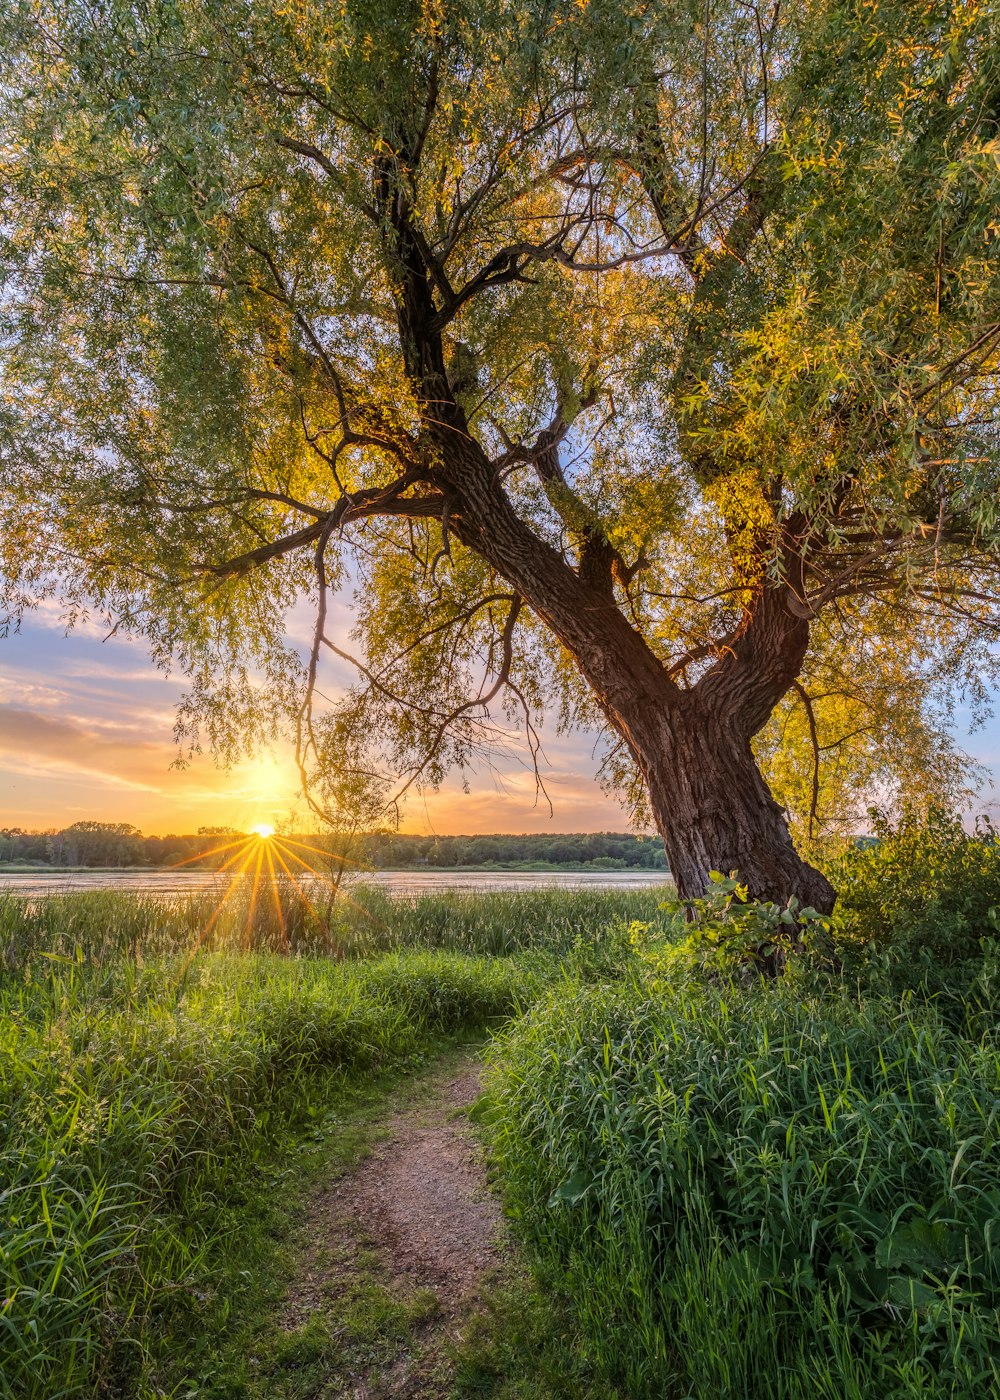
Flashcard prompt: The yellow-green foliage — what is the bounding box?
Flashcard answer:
[2,0,999,834]
[628,870,831,980]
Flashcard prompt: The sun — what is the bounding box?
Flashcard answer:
[250,823,275,839]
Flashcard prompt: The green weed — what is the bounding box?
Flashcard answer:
[0,925,531,1393]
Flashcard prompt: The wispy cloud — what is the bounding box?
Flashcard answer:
[15,588,996,838]
[0,704,173,791]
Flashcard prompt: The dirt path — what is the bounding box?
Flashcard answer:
[338,1064,503,1302]
[282,1054,507,1398]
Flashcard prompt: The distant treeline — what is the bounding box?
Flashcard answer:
[351,831,668,870]
[0,822,668,871]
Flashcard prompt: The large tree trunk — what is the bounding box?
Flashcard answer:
[451,476,835,913]
[625,689,836,913]
[444,449,835,914]
[382,172,835,916]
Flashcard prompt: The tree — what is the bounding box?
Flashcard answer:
[2,0,999,911]
[61,820,143,866]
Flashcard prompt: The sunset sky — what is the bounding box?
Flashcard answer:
[0,600,626,835]
[3,599,1000,836]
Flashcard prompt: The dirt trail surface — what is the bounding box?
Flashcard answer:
[343,1064,503,1299]
[284,1056,507,1397]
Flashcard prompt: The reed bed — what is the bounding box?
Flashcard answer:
[486,974,1000,1399]
[0,881,665,962]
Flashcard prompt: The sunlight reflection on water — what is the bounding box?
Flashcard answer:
[0,868,671,898]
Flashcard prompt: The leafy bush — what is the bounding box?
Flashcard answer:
[631,870,831,980]
[823,811,1000,1023]
[831,810,1000,961]
[486,978,1000,1399]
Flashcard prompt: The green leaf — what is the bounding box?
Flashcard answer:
[888,1276,938,1310]
[548,1169,597,1207]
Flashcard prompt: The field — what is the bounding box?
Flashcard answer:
[2,832,999,1399]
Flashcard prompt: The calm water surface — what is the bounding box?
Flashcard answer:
[0,868,671,898]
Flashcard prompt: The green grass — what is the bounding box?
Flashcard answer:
[484,973,1000,1399]
[447,1268,625,1399]
[7,870,998,1399]
[0,950,524,1398]
[0,884,645,1398]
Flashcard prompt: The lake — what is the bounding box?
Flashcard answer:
[0,868,672,898]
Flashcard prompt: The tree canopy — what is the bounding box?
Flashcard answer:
[2,0,999,900]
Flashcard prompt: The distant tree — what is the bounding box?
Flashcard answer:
[0,828,25,864]
[60,821,144,866]
[3,2,1000,912]
[64,822,141,836]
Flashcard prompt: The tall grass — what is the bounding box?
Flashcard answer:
[0,881,654,1399]
[486,976,1000,1399]
[0,882,665,962]
[16,870,994,1399]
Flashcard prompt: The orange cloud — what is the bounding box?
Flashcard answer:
[0,705,169,791]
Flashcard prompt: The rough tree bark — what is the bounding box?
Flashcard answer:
[626,692,836,912]
[429,422,835,914]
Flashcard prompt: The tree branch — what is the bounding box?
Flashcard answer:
[199,479,446,581]
[389,595,524,803]
[792,680,821,843]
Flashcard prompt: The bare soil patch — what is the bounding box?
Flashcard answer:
[342,1064,503,1301]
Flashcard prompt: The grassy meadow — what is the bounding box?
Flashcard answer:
[0,883,658,1398]
[2,824,999,1398]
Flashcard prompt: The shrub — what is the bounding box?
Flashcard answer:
[824,811,1000,1023]
[831,810,1000,962]
[631,870,831,981]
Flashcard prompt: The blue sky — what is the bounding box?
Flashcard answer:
[2,600,998,835]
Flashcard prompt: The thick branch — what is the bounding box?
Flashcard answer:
[693,516,811,734]
[631,95,706,279]
[200,480,445,581]
[375,145,680,718]
[792,681,821,843]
